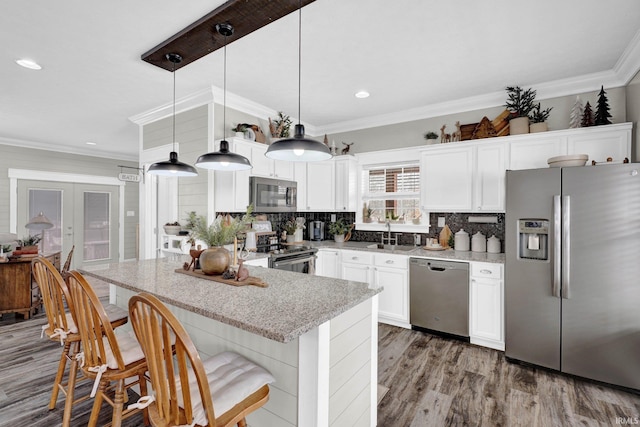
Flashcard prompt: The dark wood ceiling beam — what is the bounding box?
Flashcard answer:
[141,0,316,72]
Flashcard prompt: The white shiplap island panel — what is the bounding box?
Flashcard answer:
[81,257,380,427]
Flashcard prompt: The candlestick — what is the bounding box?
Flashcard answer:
[233,237,238,266]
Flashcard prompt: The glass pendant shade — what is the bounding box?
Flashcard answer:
[265,124,331,161]
[148,151,199,176]
[147,53,198,177]
[195,140,252,170]
[25,212,54,230]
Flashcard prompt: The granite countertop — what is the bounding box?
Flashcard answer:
[308,241,505,264]
[81,257,380,343]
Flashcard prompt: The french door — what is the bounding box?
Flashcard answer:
[17,180,120,269]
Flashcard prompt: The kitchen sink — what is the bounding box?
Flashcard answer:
[366,243,415,251]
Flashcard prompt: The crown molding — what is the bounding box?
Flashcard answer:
[0,136,137,162]
[613,28,640,85]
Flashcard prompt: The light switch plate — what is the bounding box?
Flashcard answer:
[127,211,136,217]
[438,217,445,227]
[331,214,336,222]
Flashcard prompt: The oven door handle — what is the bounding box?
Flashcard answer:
[272,255,316,268]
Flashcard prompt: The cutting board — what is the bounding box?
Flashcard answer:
[439,224,452,248]
[175,268,268,288]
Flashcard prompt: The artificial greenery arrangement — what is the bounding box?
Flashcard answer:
[189,205,255,247]
[328,218,350,235]
[18,235,41,247]
[268,111,292,138]
[505,86,537,119]
[282,218,298,235]
[529,103,553,123]
[424,131,438,140]
[2,244,12,253]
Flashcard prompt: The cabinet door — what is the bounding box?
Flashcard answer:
[509,136,567,170]
[316,249,340,278]
[475,143,506,212]
[374,266,408,323]
[306,161,335,211]
[294,163,308,211]
[421,147,473,211]
[567,128,631,164]
[341,263,370,285]
[214,141,251,212]
[334,157,357,212]
[470,277,503,346]
[273,159,294,180]
[249,144,272,177]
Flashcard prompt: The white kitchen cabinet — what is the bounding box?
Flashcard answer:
[334,156,358,212]
[566,123,631,164]
[372,253,409,328]
[469,262,504,351]
[304,161,335,211]
[421,146,473,212]
[213,139,251,212]
[475,142,507,211]
[315,248,340,278]
[340,250,372,284]
[243,256,269,268]
[242,140,294,180]
[509,135,567,170]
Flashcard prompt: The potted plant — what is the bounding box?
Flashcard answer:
[268,111,292,140]
[163,221,182,235]
[190,206,254,275]
[282,219,298,243]
[17,235,41,251]
[233,123,249,138]
[424,131,439,145]
[328,218,350,243]
[362,203,374,223]
[505,86,536,135]
[529,103,553,133]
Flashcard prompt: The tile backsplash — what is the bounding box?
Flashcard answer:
[219,210,504,250]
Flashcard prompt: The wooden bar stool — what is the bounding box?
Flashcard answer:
[32,257,128,426]
[66,271,149,427]
[128,292,275,427]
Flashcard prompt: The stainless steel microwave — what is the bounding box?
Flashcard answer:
[249,177,297,212]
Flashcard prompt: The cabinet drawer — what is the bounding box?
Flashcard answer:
[340,250,373,265]
[470,262,503,279]
[374,253,408,269]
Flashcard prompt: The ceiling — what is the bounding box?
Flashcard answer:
[2,0,640,161]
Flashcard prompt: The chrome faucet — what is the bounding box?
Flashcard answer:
[380,220,399,246]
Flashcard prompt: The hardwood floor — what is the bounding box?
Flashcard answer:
[377,324,640,427]
[2,300,639,426]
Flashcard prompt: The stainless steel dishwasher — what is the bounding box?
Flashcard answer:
[409,258,469,338]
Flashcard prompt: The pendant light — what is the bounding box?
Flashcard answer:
[196,24,252,171]
[265,0,332,162]
[147,53,199,177]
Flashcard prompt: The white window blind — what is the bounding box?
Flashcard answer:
[362,164,420,222]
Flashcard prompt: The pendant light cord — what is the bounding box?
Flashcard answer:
[172,58,177,152]
[297,0,302,125]
[223,33,227,140]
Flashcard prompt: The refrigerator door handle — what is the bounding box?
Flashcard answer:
[553,195,562,298]
[562,195,571,299]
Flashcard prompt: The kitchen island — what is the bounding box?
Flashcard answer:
[81,257,381,427]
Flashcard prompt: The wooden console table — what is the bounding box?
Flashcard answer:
[0,252,60,319]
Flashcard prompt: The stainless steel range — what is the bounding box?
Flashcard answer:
[268,245,318,274]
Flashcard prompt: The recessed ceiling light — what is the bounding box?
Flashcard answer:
[15,58,42,70]
[86,141,97,146]
[355,91,370,99]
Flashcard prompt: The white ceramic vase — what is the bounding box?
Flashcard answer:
[509,116,530,135]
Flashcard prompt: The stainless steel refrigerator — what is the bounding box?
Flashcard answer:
[505,163,640,390]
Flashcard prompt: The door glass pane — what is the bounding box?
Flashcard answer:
[84,192,110,261]
[28,189,62,253]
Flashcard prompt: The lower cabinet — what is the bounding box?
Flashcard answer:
[315,249,340,278]
[339,250,410,328]
[469,262,504,351]
[372,253,409,328]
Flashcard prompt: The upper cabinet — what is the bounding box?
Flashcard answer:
[244,140,294,180]
[509,123,631,170]
[334,156,358,212]
[295,160,335,211]
[421,146,474,212]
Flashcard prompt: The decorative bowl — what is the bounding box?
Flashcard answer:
[547,154,588,168]
[163,225,182,235]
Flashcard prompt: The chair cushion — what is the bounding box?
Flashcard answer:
[103,331,145,369]
[177,351,275,426]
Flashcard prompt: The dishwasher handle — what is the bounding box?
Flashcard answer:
[427,264,446,272]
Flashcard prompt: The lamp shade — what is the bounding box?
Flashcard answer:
[265,124,332,162]
[25,212,53,230]
[148,151,199,176]
[195,140,252,171]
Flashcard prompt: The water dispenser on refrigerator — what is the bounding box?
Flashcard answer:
[518,219,549,260]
